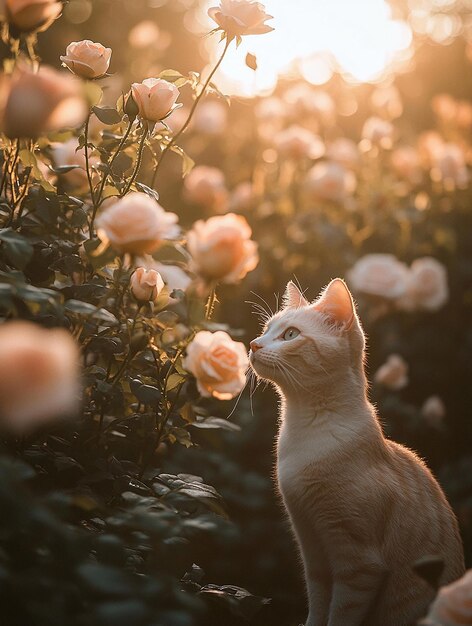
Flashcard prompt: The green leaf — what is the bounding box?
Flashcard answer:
[0,229,33,270]
[92,106,123,125]
[169,145,195,177]
[166,372,185,392]
[191,416,241,432]
[245,52,257,71]
[65,300,118,325]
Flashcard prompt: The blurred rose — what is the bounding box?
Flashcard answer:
[187,212,258,284]
[374,354,408,390]
[284,84,334,122]
[184,165,228,213]
[208,0,274,37]
[430,142,469,190]
[432,93,457,125]
[165,105,188,134]
[97,192,179,255]
[274,125,324,160]
[418,130,444,167]
[347,254,409,300]
[130,268,164,303]
[0,321,80,434]
[391,146,423,185]
[362,116,394,149]
[131,78,180,123]
[193,100,227,135]
[5,0,61,33]
[230,181,255,212]
[398,257,449,312]
[255,96,285,121]
[0,65,87,139]
[421,396,446,429]
[424,569,472,626]
[456,101,472,130]
[183,330,248,400]
[305,161,356,203]
[60,40,112,80]
[128,20,160,49]
[51,137,98,190]
[370,85,403,120]
[326,138,359,170]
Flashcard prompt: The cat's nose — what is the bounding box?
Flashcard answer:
[250,340,262,353]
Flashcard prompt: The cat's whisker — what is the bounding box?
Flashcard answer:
[226,366,252,420]
[250,291,274,318]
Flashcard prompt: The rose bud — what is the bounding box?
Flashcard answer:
[60,40,112,80]
[208,0,274,38]
[96,192,179,255]
[130,268,165,303]
[0,65,87,139]
[183,330,249,400]
[130,78,180,123]
[0,321,80,434]
[374,354,409,391]
[5,0,62,33]
[187,212,258,284]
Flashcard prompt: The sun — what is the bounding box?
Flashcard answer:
[200,0,413,96]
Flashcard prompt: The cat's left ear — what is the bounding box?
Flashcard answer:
[283,281,309,308]
[312,278,356,330]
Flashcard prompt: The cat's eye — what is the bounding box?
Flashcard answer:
[282,327,300,341]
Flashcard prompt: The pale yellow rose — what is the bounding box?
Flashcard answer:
[130,78,180,123]
[61,40,112,80]
[0,321,80,433]
[130,267,165,303]
[208,0,274,38]
[274,125,325,160]
[305,161,356,203]
[5,0,61,32]
[183,330,249,400]
[362,116,394,149]
[397,257,449,312]
[424,569,472,626]
[0,65,87,139]
[187,212,258,284]
[374,354,408,390]
[183,165,228,213]
[347,254,409,300]
[96,192,179,255]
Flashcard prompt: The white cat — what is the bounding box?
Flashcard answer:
[249,278,464,626]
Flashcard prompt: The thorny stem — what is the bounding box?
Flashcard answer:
[84,112,96,216]
[205,285,218,319]
[120,126,147,196]
[150,37,231,187]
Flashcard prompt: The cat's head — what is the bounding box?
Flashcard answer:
[249,278,366,394]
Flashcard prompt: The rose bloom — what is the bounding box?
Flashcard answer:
[51,137,98,190]
[183,330,249,400]
[397,257,449,312]
[430,142,469,190]
[208,0,274,38]
[138,258,192,305]
[425,569,472,626]
[362,116,394,149]
[0,321,80,434]
[421,395,446,429]
[347,254,409,300]
[193,100,227,135]
[326,138,359,170]
[61,40,112,80]
[0,65,87,139]
[374,354,408,391]
[274,125,325,160]
[305,161,356,203]
[187,212,258,284]
[131,78,180,123]
[96,192,179,255]
[391,146,423,186]
[183,165,229,213]
[130,268,165,303]
[5,0,61,33]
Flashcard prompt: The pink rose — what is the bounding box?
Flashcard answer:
[398,257,449,312]
[5,0,61,33]
[187,212,258,284]
[208,0,274,38]
[274,125,325,160]
[96,192,179,255]
[0,321,80,434]
[61,40,112,80]
[183,330,249,400]
[424,569,472,626]
[0,65,87,139]
[347,254,409,300]
[130,78,180,123]
[326,138,359,170]
[130,268,165,303]
[305,161,356,203]
[183,165,229,213]
[374,354,408,390]
[362,116,394,148]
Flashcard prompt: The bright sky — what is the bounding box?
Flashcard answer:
[200,0,413,96]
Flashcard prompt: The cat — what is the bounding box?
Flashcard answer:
[249,278,465,626]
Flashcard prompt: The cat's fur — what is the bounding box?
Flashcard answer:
[249,278,464,626]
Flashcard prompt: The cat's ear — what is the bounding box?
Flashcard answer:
[312,278,355,329]
[283,281,309,308]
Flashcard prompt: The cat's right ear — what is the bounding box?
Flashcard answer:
[283,281,309,308]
